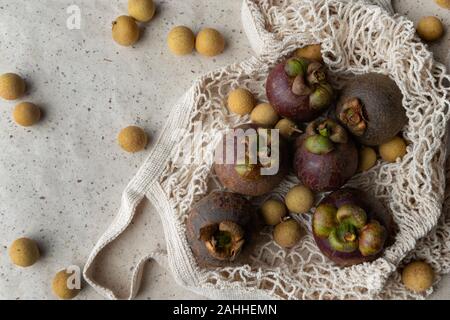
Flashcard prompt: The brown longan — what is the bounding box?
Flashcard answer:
[402,261,434,293]
[128,0,156,23]
[13,102,41,127]
[295,44,323,62]
[358,147,377,172]
[227,88,255,115]
[112,15,140,47]
[261,199,287,226]
[285,185,314,214]
[275,118,299,139]
[435,0,450,9]
[118,126,148,153]
[167,26,195,56]
[52,269,81,300]
[9,238,40,267]
[379,136,407,163]
[273,219,302,248]
[0,73,26,100]
[250,103,279,127]
[195,28,225,57]
[417,16,445,42]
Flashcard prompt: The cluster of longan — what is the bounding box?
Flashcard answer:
[167,26,225,57]
[0,73,41,127]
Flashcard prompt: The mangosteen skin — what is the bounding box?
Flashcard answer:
[313,188,395,267]
[336,73,406,146]
[186,191,260,268]
[266,62,325,122]
[214,124,290,196]
[293,134,358,192]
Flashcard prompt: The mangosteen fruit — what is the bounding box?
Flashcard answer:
[336,73,406,146]
[214,124,289,196]
[186,191,260,267]
[293,119,358,192]
[312,188,394,267]
[266,57,334,122]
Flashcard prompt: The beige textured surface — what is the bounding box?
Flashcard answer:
[0,0,448,300]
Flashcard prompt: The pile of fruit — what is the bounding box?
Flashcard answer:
[186,44,437,294]
[4,0,448,300]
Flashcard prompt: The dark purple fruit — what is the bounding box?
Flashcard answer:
[214,124,289,196]
[186,191,260,267]
[336,73,406,146]
[266,57,334,122]
[294,119,358,192]
[312,188,394,267]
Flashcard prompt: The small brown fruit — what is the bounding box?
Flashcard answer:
[9,238,40,267]
[379,136,407,163]
[128,0,156,22]
[417,16,445,42]
[358,147,377,172]
[275,118,299,139]
[118,126,148,153]
[227,88,255,115]
[295,44,323,62]
[52,269,81,300]
[112,16,140,47]
[13,102,41,127]
[167,26,195,56]
[285,185,314,214]
[261,199,287,226]
[435,0,450,9]
[402,261,434,293]
[273,219,302,248]
[0,73,25,100]
[250,103,279,127]
[195,28,225,57]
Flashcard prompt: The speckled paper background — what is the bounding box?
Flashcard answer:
[0,0,449,300]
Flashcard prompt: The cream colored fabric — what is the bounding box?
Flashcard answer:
[84,0,450,300]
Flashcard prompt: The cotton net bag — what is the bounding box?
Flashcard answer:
[84,0,450,300]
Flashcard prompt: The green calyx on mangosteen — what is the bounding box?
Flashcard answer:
[186,191,260,267]
[336,73,406,146]
[266,56,334,122]
[214,124,289,196]
[312,188,393,267]
[294,118,358,192]
[314,202,386,256]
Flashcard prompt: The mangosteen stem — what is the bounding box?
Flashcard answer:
[339,98,367,137]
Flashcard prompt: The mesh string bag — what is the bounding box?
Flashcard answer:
[83,0,450,300]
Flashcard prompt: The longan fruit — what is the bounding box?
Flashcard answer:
[118,126,148,153]
[13,102,41,127]
[358,147,377,172]
[417,16,445,42]
[295,44,323,62]
[285,185,314,214]
[9,238,40,267]
[195,28,225,57]
[261,199,287,226]
[128,0,156,23]
[402,261,434,293]
[273,219,302,248]
[167,26,195,56]
[112,16,140,47]
[435,0,450,9]
[250,103,279,127]
[227,88,255,115]
[379,136,407,163]
[0,73,25,100]
[52,269,81,300]
[275,118,298,139]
